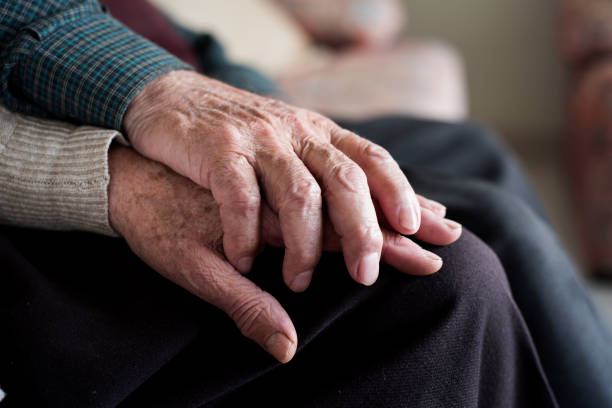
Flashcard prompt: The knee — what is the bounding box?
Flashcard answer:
[423,228,513,312]
[367,228,517,344]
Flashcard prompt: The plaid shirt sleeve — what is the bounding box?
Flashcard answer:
[0,0,193,130]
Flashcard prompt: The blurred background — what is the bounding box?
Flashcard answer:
[150,0,612,326]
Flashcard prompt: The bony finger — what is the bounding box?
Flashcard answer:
[255,150,324,293]
[416,195,447,218]
[413,207,462,246]
[296,136,383,286]
[209,156,262,274]
[381,228,443,275]
[330,127,421,235]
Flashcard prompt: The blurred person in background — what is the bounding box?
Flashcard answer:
[0,0,610,406]
[560,0,612,279]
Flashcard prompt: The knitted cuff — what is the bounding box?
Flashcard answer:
[0,106,128,236]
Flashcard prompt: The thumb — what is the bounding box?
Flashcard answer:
[180,247,298,363]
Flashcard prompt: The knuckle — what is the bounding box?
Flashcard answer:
[230,294,273,337]
[296,135,316,155]
[353,224,384,250]
[218,125,241,145]
[296,137,315,157]
[298,137,332,162]
[280,111,308,135]
[285,179,322,208]
[362,142,393,162]
[252,117,277,135]
[328,161,368,192]
[331,127,354,143]
[213,152,254,178]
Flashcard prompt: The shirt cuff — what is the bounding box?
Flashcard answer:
[0,106,126,237]
[6,0,193,130]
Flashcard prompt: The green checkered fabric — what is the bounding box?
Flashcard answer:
[1,0,193,129]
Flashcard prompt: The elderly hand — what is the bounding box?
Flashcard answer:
[124,70,440,292]
[108,146,461,363]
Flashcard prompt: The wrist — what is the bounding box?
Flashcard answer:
[123,70,199,142]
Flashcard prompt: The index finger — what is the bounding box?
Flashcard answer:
[297,138,383,286]
[330,126,421,236]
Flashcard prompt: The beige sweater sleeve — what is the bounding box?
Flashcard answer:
[0,106,128,237]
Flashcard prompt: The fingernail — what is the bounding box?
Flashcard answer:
[399,204,419,234]
[444,219,462,230]
[426,251,444,274]
[290,271,312,292]
[237,257,253,274]
[426,251,443,273]
[425,251,443,263]
[358,252,380,286]
[427,199,447,217]
[265,332,296,363]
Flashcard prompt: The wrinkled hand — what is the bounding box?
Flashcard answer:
[108,146,461,363]
[124,70,436,292]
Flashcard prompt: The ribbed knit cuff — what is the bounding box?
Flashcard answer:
[0,106,126,236]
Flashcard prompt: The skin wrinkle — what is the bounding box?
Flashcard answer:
[282,178,322,210]
[326,160,365,195]
[209,158,260,218]
[363,141,393,162]
[274,158,317,208]
[186,254,223,298]
[232,295,273,338]
[298,139,351,194]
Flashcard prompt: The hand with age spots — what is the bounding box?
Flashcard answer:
[108,146,462,363]
[124,70,460,293]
